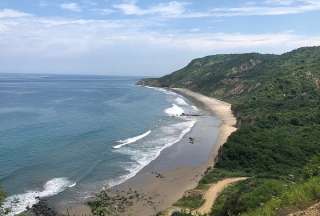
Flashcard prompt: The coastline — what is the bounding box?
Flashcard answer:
[111,88,236,215]
[172,88,237,165]
[62,87,237,216]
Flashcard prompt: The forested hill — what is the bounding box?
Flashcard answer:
[139,46,320,215]
[139,46,320,103]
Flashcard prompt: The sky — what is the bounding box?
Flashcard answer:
[0,0,319,76]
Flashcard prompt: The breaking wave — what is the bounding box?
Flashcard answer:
[3,178,76,216]
[175,97,188,106]
[165,104,185,116]
[113,130,152,149]
[110,120,196,188]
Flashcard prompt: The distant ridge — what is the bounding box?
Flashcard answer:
[139,46,320,102]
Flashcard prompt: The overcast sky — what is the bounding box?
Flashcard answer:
[0,0,319,76]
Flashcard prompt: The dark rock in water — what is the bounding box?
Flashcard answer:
[26,199,58,216]
[181,113,198,117]
[181,113,201,117]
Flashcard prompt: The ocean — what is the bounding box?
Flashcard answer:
[0,74,199,215]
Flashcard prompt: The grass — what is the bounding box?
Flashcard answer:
[198,168,248,186]
[174,194,205,210]
[211,155,320,215]
[210,178,287,216]
[244,177,320,216]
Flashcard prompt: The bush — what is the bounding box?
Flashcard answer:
[174,194,205,210]
[244,177,320,216]
[199,169,247,186]
[210,178,286,216]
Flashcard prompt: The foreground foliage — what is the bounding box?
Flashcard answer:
[88,191,118,216]
[244,176,320,216]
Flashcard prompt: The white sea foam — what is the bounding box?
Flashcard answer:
[192,105,199,111]
[107,85,197,188]
[68,182,77,188]
[143,86,195,116]
[113,130,152,149]
[175,97,188,106]
[143,86,178,96]
[3,178,76,216]
[110,120,196,188]
[165,104,184,116]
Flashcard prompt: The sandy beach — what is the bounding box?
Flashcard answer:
[173,88,237,165]
[61,88,237,216]
[107,88,237,216]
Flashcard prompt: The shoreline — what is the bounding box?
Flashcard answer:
[110,88,236,215]
[173,88,237,165]
[61,87,237,216]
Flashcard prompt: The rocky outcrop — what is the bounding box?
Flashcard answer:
[24,199,58,216]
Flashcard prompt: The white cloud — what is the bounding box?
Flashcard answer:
[91,8,115,15]
[113,1,187,17]
[207,0,320,17]
[207,1,320,17]
[113,2,143,15]
[113,0,320,18]
[0,9,31,19]
[0,10,319,75]
[264,0,306,6]
[60,2,82,12]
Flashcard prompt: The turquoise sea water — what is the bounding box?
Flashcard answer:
[0,74,198,215]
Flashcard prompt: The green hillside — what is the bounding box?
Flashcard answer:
[139,46,320,215]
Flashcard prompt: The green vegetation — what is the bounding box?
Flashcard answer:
[0,187,6,215]
[140,46,320,215]
[0,188,5,205]
[211,178,288,215]
[243,177,320,216]
[243,156,320,216]
[199,168,246,186]
[174,194,205,210]
[88,191,118,216]
[173,168,244,211]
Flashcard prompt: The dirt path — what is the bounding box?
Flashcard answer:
[193,177,248,215]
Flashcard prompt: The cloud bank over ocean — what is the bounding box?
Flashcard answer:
[0,0,319,75]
